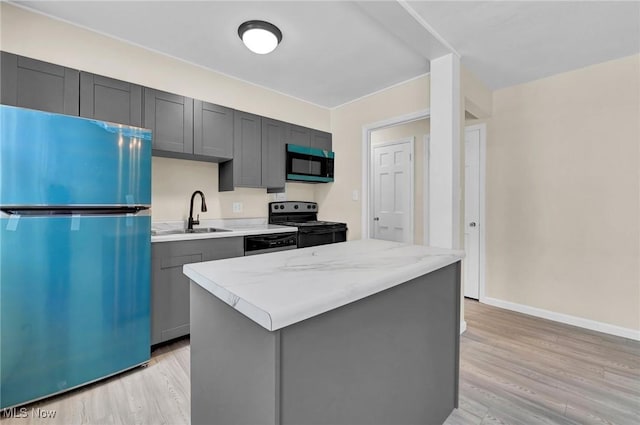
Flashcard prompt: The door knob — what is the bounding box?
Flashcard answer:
[469,222,477,227]
[373,217,380,221]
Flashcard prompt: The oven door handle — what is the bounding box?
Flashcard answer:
[300,229,340,235]
[253,235,294,242]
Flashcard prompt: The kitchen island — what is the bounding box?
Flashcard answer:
[184,239,464,425]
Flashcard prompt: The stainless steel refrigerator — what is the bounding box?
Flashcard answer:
[0,105,152,409]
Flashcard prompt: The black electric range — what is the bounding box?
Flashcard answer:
[268,201,348,248]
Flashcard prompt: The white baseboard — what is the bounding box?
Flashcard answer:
[481,297,640,342]
[460,320,467,334]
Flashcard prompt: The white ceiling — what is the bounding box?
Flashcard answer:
[407,1,640,90]
[13,1,640,108]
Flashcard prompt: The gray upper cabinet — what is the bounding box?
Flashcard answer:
[311,130,332,151]
[144,87,194,155]
[1,52,333,186]
[80,72,142,127]
[287,123,332,151]
[221,116,333,191]
[193,100,233,161]
[262,118,288,190]
[288,124,312,147]
[230,111,262,189]
[1,52,79,115]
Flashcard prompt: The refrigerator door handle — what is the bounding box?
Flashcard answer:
[1,206,149,216]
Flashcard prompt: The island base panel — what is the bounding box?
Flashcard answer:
[190,282,279,425]
[190,262,460,425]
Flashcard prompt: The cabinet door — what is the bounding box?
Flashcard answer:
[80,72,142,126]
[205,237,245,261]
[287,124,312,148]
[193,100,233,160]
[1,52,79,115]
[144,88,193,154]
[151,237,244,346]
[233,111,262,187]
[262,118,288,190]
[151,244,203,345]
[311,130,332,152]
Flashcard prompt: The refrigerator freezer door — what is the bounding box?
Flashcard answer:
[0,214,151,409]
[0,105,151,207]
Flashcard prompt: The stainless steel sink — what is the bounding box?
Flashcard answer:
[151,227,231,236]
[188,227,231,234]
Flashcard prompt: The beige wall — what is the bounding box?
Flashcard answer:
[462,66,492,119]
[152,158,315,220]
[0,3,327,221]
[371,119,430,244]
[486,54,640,331]
[319,76,430,239]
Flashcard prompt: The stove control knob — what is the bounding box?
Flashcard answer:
[307,205,311,209]
[312,205,317,209]
[294,205,299,209]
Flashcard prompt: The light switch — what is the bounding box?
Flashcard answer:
[352,190,359,201]
[232,202,243,213]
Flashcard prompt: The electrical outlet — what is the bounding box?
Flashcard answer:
[232,202,243,213]
[275,192,287,201]
[352,190,359,201]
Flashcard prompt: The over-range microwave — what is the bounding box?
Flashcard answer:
[286,144,335,183]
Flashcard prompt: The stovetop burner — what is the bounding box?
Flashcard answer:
[269,201,347,229]
[269,201,348,247]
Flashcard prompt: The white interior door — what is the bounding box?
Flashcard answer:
[372,139,413,243]
[464,127,481,299]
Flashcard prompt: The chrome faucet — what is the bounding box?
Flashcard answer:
[187,190,208,231]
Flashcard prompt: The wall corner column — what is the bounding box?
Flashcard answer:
[429,53,461,249]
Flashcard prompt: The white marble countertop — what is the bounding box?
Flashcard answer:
[183,239,464,331]
[151,218,298,243]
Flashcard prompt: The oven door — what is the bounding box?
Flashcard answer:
[298,228,346,248]
[286,144,334,183]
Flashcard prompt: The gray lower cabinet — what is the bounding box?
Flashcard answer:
[261,118,288,190]
[1,52,79,115]
[144,87,194,156]
[151,237,244,346]
[80,72,142,126]
[193,100,233,160]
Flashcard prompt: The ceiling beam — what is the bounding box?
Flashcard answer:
[353,0,456,61]
[396,1,460,58]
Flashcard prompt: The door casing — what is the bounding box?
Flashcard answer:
[361,109,430,241]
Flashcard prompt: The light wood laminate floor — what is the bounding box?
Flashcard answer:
[2,300,638,425]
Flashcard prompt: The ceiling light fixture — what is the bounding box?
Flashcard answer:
[238,20,282,55]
